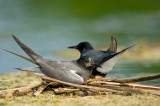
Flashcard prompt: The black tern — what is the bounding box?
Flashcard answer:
[4,35,99,84]
[68,36,135,76]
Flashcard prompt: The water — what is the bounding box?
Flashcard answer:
[0,0,160,84]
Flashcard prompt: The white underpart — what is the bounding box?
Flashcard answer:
[69,70,84,82]
[33,73,45,77]
[97,53,123,74]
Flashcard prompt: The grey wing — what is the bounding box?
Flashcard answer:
[40,65,84,84]
[82,50,105,64]
[35,57,84,84]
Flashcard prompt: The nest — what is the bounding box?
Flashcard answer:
[0,74,160,98]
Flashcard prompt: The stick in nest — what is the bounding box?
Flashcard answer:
[0,83,41,98]
[110,74,160,83]
[41,76,130,96]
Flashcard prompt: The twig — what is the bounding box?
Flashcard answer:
[110,74,160,83]
[124,83,160,90]
[88,82,160,95]
[91,81,160,90]
[33,81,62,96]
[33,82,50,96]
[101,85,160,95]
[0,83,41,98]
[41,76,128,95]
[54,88,79,94]
[84,77,114,84]
[50,82,62,87]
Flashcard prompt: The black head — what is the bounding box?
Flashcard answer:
[68,42,94,53]
[78,56,101,70]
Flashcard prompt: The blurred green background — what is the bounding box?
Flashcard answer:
[0,0,160,84]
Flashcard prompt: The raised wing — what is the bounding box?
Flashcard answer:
[106,36,117,53]
[97,44,135,74]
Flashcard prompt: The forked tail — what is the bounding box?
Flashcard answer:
[3,49,37,64]
[4,35,41,64]
[12,35,40,62]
